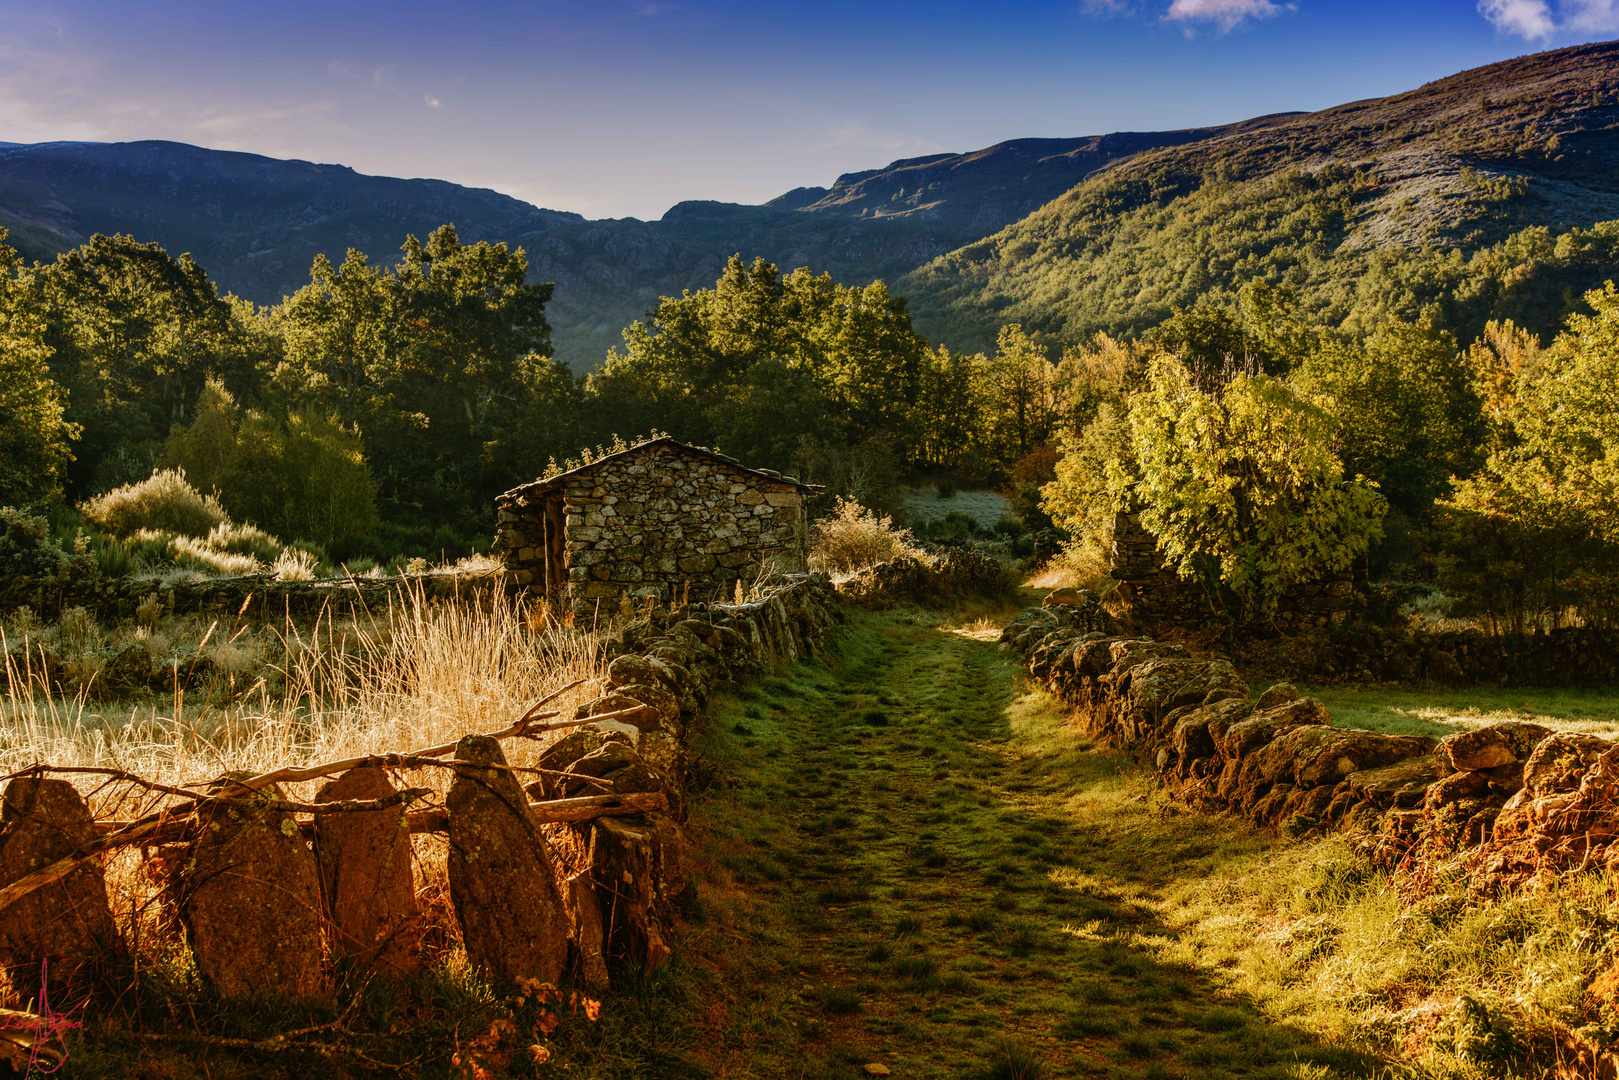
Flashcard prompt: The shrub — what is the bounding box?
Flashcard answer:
[809,497,923,575]
[0,507,71,579]
[272,548,320,581]
[80,468,228,538]
[171,535,263,577]
[936,477,958,499]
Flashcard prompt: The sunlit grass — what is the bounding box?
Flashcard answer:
[1310,684,1619,739]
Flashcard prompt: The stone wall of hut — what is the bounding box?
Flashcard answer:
[497,444,810,611]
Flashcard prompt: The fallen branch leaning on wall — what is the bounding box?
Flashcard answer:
[0,681,651,917]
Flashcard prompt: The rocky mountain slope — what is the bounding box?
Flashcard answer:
[899,40,1619,352]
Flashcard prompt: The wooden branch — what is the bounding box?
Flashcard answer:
[7,789,432,908]
[404,791,668,834]
[93,790,667,841]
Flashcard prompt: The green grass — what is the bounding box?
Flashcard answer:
[1310,684,1619,739]
[658,607,1384,1079]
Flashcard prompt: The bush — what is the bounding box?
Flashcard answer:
[80,468,228,538]
[936,477,958,499]
[0,507,71,578]
[163,380,381,554]
[809,497,922,575]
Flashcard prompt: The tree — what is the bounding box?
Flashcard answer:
[1128,355,1385,621]
[163,378,380,553]
[278,225,562,527]
[0,232,76,507]
[588,256,929,471]
[1297,314,1485,517]
[981,324,1060,463]
[36,233,232,496]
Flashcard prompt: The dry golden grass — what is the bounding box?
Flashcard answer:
[0,585,609,1005]
[1,585,605,803]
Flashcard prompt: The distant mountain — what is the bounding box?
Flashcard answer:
[0,138,583,306]
[899,40,1619,353]
[6,41,1619,370]
[0,125,1271,368]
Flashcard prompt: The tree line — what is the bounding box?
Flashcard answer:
[4,221,1619,637]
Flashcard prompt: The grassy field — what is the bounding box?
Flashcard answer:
[1308,684,1619,740]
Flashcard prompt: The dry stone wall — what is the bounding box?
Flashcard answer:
[1104,509,1357,632]
[1002,601,1619,889]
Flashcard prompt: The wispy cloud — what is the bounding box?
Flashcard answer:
[1479,0,1619,37]
[1081,0,1294,32]
[1164,0,1296,32]
[424,95,443,109]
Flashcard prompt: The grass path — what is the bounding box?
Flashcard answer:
[665,608,1384,1080]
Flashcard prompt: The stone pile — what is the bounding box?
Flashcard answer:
[839,550,1011,606]
[1104,509,1357,633]
[1001,600,1619,876]
[0,574,842,1006]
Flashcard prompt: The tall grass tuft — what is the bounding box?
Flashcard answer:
[80,468,229,538]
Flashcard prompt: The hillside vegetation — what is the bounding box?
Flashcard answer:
[902,41,1619,353]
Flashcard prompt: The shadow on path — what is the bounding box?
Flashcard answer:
[678,609,1385,1080]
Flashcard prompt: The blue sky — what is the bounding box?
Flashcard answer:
[0,1,1614,220]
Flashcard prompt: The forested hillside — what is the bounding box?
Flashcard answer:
[901,41,1619,353]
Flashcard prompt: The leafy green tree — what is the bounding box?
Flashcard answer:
[163,378,379,553]
[36,234,233,495]
[981,324,1060,463]
[278,225,563,526]
[1298,314,1485,516]
[911,345,987,471]
[589,256,928,470]
[1128,355,1385,621]
[0,233,76,507]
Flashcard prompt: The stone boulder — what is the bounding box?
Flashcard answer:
[1521,733,1612,796]
[1439,722,1552,773]
[1254,682,1300,711]
[447,735,571,984]
[0,777,121,1004]
[574,693,667,735]
[1220,717,1281,762]
[313,765,421,977]
[1169,697,1253,772]
[590,816,684,973]
[177,775,326,1000]
[1291,730,1435,789]
[1250,696,1332,730]
[1346,757,1441,810]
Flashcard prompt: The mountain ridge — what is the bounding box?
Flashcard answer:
[4,42,1619,367]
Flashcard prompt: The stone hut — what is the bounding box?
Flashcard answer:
[496,438,820,612]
